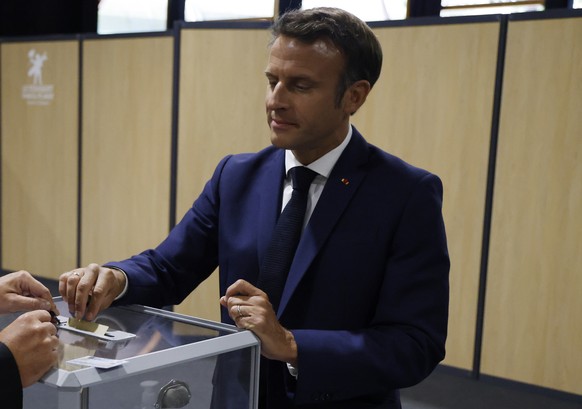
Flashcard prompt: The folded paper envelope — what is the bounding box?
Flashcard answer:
[67,317,109,336]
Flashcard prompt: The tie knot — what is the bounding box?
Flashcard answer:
[289,167,317,192]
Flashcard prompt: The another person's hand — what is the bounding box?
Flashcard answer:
[59,263,126,321]
[0,271,58,315]
[0,310,59,387]
[220,279,298,367]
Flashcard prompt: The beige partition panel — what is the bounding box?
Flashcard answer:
[175,28,271,320]
[81,36,173,265]
[1,41,79,279]
[483,17,582,394]
[357,22,500,370]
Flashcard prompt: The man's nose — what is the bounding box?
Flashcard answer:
[266,83,288,110]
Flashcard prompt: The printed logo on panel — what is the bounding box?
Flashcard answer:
[21,49,54,106]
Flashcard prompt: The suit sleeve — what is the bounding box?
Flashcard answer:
[0,341,23,409]
[107,156,231,308]
[292,173,450,404]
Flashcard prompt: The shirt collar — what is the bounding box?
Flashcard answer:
[285,125,353,178]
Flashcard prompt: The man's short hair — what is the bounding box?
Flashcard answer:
[271,7,383,106]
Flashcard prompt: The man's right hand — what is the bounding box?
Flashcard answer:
[0,310,59,387]
[59,263,126,321]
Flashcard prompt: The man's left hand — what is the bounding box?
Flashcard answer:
[220,279,298,367]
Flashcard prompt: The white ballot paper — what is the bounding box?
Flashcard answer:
[67,355,128,369]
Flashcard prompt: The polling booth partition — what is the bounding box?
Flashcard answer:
[0,34,175,279]
[1,38,79,277]
[80,35,174,268]
[482,14,582,395]
[1,10,581,398]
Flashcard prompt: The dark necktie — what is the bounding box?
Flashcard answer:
[258,166,318,310]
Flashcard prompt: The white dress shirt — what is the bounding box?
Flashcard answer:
[282,126,353,229]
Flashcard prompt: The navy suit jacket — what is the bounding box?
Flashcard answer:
[1,341,23,409]
[109,127,449,408]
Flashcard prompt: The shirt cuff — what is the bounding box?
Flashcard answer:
[286,362,299,379]
[103,266,128,300]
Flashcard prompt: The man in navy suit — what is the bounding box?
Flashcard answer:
[60,7,449,408]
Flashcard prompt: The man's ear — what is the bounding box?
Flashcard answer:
[343,80,372,115]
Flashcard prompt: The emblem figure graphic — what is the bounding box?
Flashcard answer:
[27,49,48,85]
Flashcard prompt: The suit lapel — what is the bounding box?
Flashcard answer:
[278,129,370,315]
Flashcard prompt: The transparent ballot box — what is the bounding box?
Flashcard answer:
[22,298,260,409]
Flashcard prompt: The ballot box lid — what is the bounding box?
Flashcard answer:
[40,298,260,389]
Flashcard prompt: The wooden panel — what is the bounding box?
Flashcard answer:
[483,17,582,394]
[1,41,79,279]
[357,22,500,370]
[81,37,173,265]
[174,29,271,320]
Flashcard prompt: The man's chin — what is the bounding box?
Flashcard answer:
[269,132,293,150]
